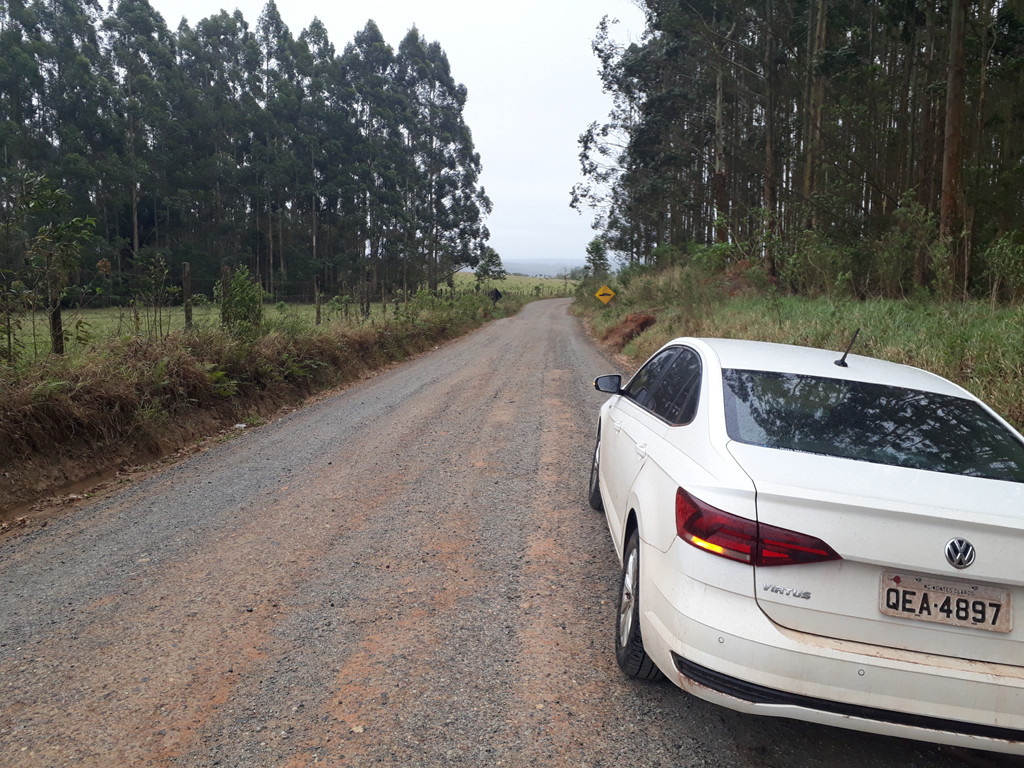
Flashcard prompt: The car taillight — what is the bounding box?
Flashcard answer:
[675,487,840,567]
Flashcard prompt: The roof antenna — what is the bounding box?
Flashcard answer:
[834,328,860,368]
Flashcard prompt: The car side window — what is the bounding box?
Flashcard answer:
[623,348,679,413]
[654,349,702,425]
[623,346,702,424]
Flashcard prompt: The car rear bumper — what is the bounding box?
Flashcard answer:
[640,538,1024,755]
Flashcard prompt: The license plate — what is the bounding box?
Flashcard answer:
[879,571,1013,633]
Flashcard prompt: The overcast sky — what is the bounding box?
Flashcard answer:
[145,0,646,273]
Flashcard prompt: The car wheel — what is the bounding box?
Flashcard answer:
[615,530,662,680]
[588,430,604,511]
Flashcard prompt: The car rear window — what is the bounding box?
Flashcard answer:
[722,369,1024,482]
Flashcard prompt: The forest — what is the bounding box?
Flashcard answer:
[0,0,493,309]
[575,0,1024,301]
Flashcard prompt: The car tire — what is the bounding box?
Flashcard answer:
[615,530,662,680]
[588,430,604,511]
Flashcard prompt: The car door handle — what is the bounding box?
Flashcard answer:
[635,443,647,459]
[612,419,623,432]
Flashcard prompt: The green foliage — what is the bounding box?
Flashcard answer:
[870,201,941,298]
[689,243,733,274]
[983,233,1024,303]
[615,261,653,288]
[650,244,685,268]
[575,1,1024,297]
[131,250,179,340]
[474,247,507,285]
[0,173,96,357]
[204,366,238,397]
[30,379,73,401]
[215,266,265,339]
[780,231,855,298]
[585,236,611,276]
[0,3,492,310]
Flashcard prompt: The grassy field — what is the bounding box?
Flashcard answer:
[7,272,574,361]
[574,266,1024,429]
[453,271,577,295]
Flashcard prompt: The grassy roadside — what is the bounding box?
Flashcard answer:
[0,290,531,514]
[572,265,1024,430]
[8,272,572,360]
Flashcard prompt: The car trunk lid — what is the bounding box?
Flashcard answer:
[728,443,1024,666]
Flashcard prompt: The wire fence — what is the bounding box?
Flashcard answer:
[0,265,574,311]
[0,264,575,362]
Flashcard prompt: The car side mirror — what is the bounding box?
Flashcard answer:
[594,374,622,394]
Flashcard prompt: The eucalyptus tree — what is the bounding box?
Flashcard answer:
[1,2,497,301]
[978,1,1024,235]
[0,0,47,180]
[309,27,361,294]
[474,245,506,285]
[101,0,177,265]
[397,28,489,291]
[580,0,1024,296]
[598,9,719,260]
[343,21,407,311]
[171,10,253,268]
[251,0,303,293]
[295,18,335,286]
[34,0,112,217]
[585,235,610,277]
[572,16,646,263]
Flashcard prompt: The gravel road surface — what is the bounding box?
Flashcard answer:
[1,299,1021,767]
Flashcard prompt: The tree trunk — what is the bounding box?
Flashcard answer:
[267,204,274,297]
[219,265,231,327]
[965,0,995,299]
[940,0,966,295]
[763,0,779,278]
[132,182,140,258]
[47,252,64,355]
[713,24,734,245]
[183,262,192,330]
[311,152,318,273]
[278,208,285,282]
[802,0,827,226]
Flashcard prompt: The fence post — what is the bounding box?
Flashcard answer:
[183,262,192,329]
[46,252,64,355]
[219,265,231,327]
[314,276,321,326]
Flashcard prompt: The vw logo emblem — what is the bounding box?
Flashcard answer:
[945,538,976,569]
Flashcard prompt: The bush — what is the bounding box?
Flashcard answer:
[780,230,855,297]
[983,233,1024,304]
[870,201,941,298]
[214,266,265,338]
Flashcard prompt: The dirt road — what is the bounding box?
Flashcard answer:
[0,299,1019,767]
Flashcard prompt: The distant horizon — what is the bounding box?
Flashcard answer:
[495,257,585,277]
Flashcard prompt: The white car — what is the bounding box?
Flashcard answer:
[590,337,1024,754]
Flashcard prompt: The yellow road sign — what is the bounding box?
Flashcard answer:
[595,286,616,304]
